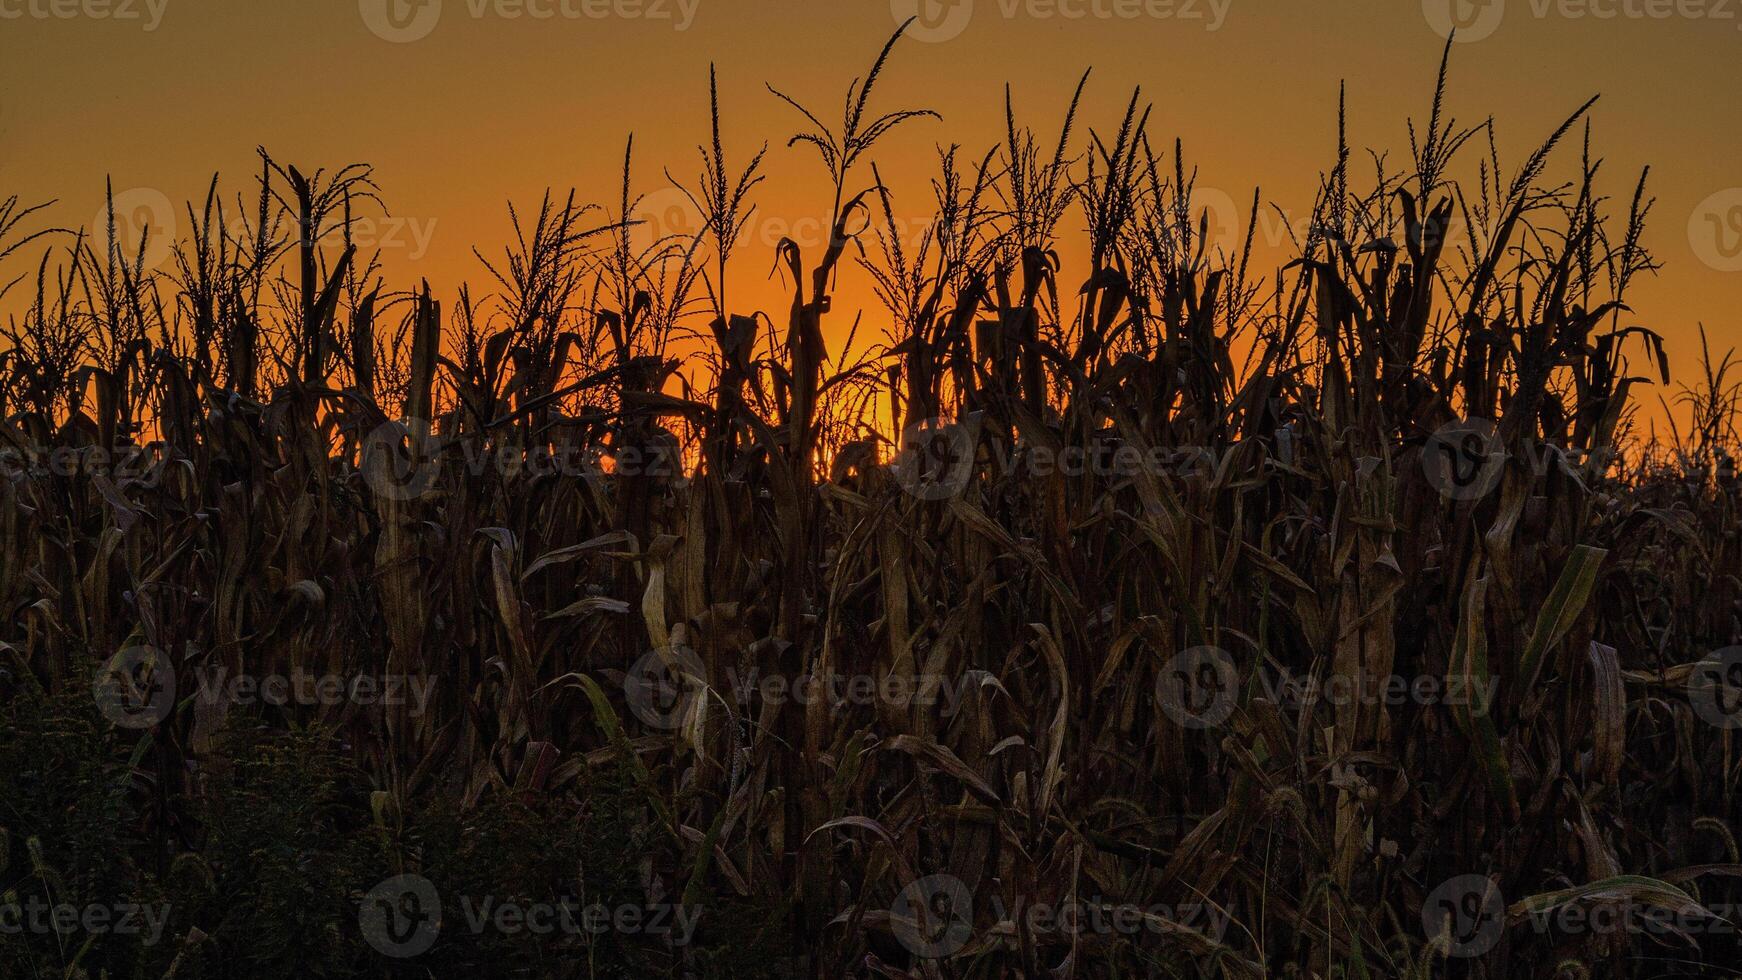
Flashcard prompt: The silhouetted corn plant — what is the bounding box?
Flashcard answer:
[2,24,1740,980]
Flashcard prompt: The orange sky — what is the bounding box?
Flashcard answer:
[3,0,1739,436]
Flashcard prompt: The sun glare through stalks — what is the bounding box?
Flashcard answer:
[2,13,1742,980]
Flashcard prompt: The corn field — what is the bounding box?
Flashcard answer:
[2,23,1741,980]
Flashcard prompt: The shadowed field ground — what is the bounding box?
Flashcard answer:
[2,24,1741,980]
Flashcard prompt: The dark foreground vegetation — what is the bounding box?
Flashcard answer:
[1,24,1740,979]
